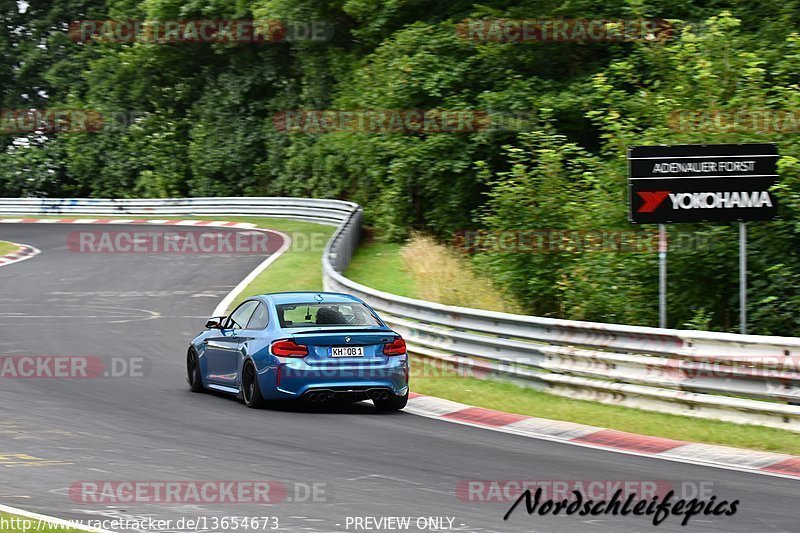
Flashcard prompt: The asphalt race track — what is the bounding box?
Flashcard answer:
[0,223,797,533]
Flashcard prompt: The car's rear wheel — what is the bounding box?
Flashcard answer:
[374,391,408,412]
[187,348,204,393]
[242,360,266,408]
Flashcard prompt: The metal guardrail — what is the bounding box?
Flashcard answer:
[3,196,800,431]
[0,197,357,225]
[319,202,800,432]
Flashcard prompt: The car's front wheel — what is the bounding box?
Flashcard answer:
[374,391,408,412]
[241,360,266,408]
[187,348,204,393]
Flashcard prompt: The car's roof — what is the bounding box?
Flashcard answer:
[258,291,364,305]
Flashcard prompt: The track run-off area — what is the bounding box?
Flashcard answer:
[0,222,797,533]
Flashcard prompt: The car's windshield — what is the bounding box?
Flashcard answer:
[276,302,382,328]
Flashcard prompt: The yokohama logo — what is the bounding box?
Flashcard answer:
[637,191,773,212]
[636,191,670,212]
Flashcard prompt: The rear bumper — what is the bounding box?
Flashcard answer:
[262,357,409,399]
[301,387,404,403]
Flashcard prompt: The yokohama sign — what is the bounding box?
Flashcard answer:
[628,144,779,223]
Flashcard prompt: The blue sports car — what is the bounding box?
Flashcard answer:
[187,292,409,411]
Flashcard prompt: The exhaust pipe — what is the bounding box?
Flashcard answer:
[306,390,335,403]
[309,391,324,402]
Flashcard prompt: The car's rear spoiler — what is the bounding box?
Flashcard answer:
[289,327,393,335]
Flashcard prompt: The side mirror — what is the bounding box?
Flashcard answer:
[205,316,226,329]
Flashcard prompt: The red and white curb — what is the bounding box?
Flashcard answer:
[0,217,263,269]
[0,217,257,229]
[405,393,800,481]
[0,242,40,267]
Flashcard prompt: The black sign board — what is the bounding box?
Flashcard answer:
[628,143,779,224]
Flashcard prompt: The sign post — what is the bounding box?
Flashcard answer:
[628,143,778,330]
[740,222,747,334]
[658,224,667,328]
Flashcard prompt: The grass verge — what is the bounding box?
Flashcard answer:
[346,241,416,298]
[0,241,19,256]
[410,356,800,455]
[346,234,519,312]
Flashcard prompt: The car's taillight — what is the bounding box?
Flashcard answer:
[271,339,308,357]
[383,337,406,356]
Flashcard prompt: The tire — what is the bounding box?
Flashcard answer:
[241,360,267,408]
[374,391,409,412]
[187,348,204,393]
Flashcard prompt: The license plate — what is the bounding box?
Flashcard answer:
[330,346,364,357]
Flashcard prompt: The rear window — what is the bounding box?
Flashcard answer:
[276,302,381,328]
